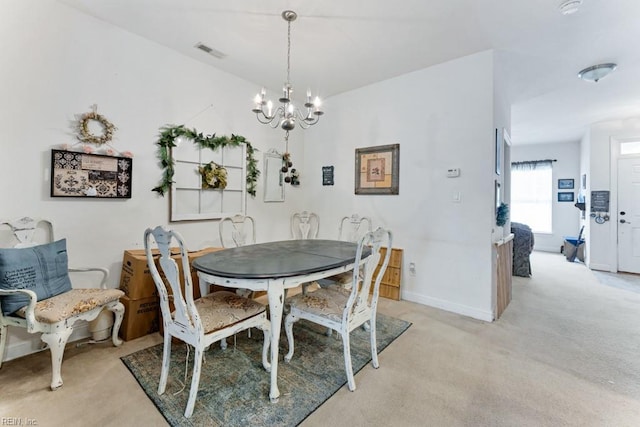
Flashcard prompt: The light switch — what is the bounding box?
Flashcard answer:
[452,191,462,203]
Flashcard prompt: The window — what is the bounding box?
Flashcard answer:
[510,160,553,233]
[620,140,640,155]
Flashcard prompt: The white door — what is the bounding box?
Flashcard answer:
[617,157,640,273]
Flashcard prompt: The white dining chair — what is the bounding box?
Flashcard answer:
[144,225,271,418]
[219,214,256,248]
[291,211,320,240]
[284,227,392,391]
[217,214,256,299]
[317,214,373,289]
[338,214,373,243]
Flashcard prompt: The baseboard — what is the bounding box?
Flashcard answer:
[4,323,91,362]
[401,290,494,322]
[588,263,613,272]
[534,245,560,253]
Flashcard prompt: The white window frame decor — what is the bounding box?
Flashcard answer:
[152,125,259,222]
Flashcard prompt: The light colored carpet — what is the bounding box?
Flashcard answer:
[592,269,640,294]
[1,251,640,426]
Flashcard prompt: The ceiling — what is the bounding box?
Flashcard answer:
[58,0,640,145]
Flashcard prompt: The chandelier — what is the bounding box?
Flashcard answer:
[252,10,324,131]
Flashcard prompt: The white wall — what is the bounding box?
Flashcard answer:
[511,142,581,252]
[303,51,502,321]
[587,117,640,271]
[0,0,306,359]
[1,2,509,360]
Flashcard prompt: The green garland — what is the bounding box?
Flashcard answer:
[152,125,259,197]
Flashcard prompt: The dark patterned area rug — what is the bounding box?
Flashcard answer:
[121,313,411,426]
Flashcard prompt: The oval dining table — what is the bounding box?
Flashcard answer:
[191,239,371,403]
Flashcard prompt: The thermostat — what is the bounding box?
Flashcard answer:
[446,168,460,178]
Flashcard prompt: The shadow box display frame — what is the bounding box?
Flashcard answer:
[50,149,132,198]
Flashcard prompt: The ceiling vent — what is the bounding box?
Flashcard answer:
[194,43,226,59]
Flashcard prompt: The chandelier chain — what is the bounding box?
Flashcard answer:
[286,19,291,85]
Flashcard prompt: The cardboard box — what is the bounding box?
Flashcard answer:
[119,295,160,341]
[119,247,224,300]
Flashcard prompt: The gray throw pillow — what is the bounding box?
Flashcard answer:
[0,239,73,315]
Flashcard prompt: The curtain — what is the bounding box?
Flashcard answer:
[511,159,554,171]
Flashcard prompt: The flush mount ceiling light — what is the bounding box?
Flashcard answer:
[577,63,618,82]
[559,0,582,15]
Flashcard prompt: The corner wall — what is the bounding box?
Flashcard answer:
[303,51,501,321]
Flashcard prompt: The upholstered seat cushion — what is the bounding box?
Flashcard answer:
[195,291,267,334]
[316,271,356,289]
[287,286,352,323]
[14,288,124,323]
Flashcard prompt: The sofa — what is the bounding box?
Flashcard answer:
[511,222,534,277]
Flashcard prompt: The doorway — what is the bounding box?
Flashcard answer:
[617,156,640,273]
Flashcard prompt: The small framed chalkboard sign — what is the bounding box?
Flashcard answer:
[322,166,334,186]
[590,190,610,212]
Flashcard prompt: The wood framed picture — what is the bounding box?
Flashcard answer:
[558,178,574,189]
[355,143,399,195]
[558,192,574,202]
[50,149,132,198]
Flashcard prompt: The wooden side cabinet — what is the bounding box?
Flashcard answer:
[372,247,403,300]
[495,234,514,319]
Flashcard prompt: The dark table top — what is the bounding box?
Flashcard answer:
[191,239,370,279]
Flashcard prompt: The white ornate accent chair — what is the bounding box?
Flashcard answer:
[218,214,256,248]
[284,227,392,391]
[291,211,320,240]
[144,225,271,418]
[0,217,124,390]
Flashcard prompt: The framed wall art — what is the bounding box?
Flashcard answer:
[557,192,574,202]
[558,178,574,189]
[51,149,132,198]
[355,143,399,195]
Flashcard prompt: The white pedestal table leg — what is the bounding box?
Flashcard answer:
[267,279,285,402]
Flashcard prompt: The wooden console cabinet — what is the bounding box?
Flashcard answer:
[372,247,403,300]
